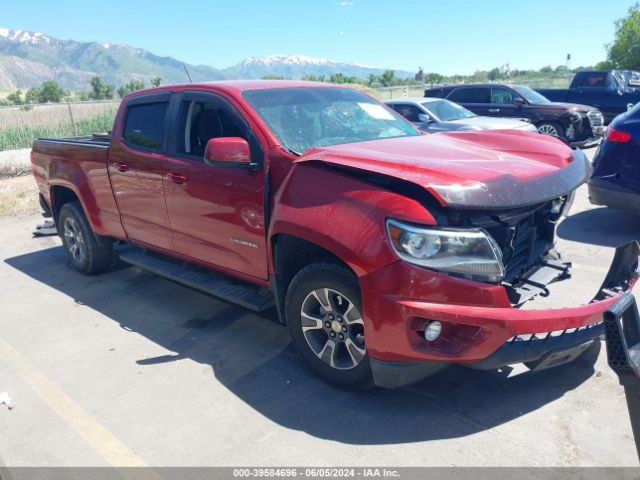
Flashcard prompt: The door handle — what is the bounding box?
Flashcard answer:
[167,172,188,185]
[113,161,129,172]
[488,108,500,113]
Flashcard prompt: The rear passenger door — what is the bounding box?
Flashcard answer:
[448,87,491,116]
[108,93,174,251]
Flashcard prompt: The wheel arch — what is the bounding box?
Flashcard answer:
[50,184,83,225]
[271,233,358,325]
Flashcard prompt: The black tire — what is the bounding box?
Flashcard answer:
[285,263,373,390]
[58,202,112,274]
[536,121,565,140]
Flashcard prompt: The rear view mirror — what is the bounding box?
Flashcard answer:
[204,137,254,168]
[512,97,525,106]
[418,113,432,123]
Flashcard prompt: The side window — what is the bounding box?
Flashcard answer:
[490,88,514,104]
[449,88,489,103]
[123,102,169,151]
[574,72,608,88]
[178,99,247,158]
[393,104,423,122]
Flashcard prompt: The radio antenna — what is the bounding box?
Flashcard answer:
[183,64,193,83]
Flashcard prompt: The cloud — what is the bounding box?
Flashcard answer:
[335,1,354,6]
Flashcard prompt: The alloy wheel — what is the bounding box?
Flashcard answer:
[300,287,366,370]
[63,217,86,263]
[538,124,560,137]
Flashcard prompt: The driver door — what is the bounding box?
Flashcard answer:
[163,91,268,280]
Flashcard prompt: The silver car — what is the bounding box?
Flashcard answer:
[385,97,539,134]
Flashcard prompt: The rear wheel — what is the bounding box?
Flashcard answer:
[285,263,373,390]
[58,202,112,274]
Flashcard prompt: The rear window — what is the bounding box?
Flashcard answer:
[449,88,490,103]
[574,72,609,88]
[124,102,169,150]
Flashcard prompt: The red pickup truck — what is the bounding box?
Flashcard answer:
[31,80,639,389]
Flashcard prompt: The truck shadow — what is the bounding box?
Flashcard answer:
[557,207,640,247]
[5,246,600,445]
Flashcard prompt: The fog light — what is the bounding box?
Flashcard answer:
[424,321,442,341]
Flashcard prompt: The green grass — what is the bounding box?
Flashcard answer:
[0,110,115,151]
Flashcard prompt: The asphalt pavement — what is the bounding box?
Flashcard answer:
[0,148,639,468]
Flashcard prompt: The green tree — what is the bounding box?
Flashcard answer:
[117,79,145,99]
[366,73,380,86]
[25,87,41,104]
[151,76,162,87]
[488,67,502,81]
[424,73,443,85]
[608,3,640,70]
[595,60,615,70]
[39,80,65,103]
[380,70,396,87]
[6,90,23,105]
[89,76,115,100]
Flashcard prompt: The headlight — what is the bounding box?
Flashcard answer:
[568,110,582,123]
[386,219,505,283]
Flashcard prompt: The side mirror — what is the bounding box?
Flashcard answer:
[204,137,254,168]
[418,113,432,123]
[512,97,525,107]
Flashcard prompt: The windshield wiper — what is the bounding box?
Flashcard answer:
[279,140,300,156]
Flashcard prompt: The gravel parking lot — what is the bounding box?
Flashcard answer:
[0,148,639,469]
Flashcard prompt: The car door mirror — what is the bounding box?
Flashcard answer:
[418,113,432,123]
[512,97,524,107]
[204,137,254,168]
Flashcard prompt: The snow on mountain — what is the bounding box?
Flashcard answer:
[0,28,52,45]
[0,28,415,89]
[223,54,414,80]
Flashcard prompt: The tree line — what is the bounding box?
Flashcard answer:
[1,76,161,106]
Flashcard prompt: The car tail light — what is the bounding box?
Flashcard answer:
[606,126,631,143]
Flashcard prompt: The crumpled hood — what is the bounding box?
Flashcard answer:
[295,129,591,209]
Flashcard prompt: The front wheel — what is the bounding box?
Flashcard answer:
[285,263,373,390]
[537,122,565,139]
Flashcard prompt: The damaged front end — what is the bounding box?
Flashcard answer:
[448,192,575,306]
[471,241,640,371]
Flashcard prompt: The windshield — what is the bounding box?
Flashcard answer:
[242,87,419,154]
[512,85,550,104]
[422,99,475,121]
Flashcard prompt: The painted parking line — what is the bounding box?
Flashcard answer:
[0,337,161,480]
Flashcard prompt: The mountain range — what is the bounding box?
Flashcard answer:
[0,28,414,90]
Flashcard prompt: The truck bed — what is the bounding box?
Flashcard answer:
[31,131,124,238]
[36,132,111,149]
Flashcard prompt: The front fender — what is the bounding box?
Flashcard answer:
[269,163,436,277]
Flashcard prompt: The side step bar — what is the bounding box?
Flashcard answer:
[118,248,274,312]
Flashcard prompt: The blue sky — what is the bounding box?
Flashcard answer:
[2,0,634,74]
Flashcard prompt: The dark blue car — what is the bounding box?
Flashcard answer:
[588,105,640,214]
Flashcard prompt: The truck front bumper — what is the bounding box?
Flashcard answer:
[361,242,639,388]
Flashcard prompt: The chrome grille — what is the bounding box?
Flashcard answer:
[587,110,604,128]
